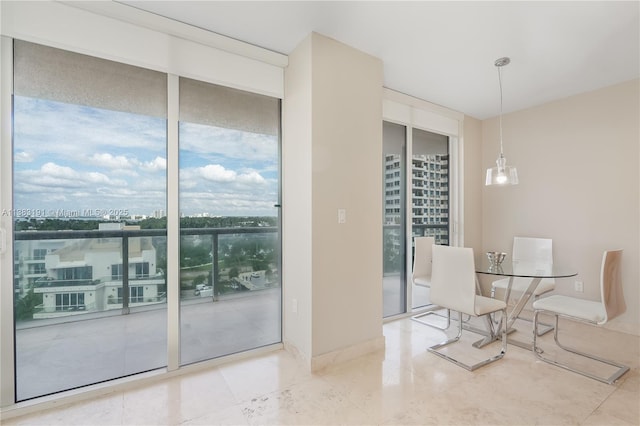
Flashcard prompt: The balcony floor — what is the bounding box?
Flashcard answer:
[15,288,281,401]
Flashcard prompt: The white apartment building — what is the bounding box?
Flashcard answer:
[14,239,67,295]
[30,224,165,319]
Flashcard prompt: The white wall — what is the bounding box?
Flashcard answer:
[481,79,640,334]
[463,116,483,251]
[283,33,384,369]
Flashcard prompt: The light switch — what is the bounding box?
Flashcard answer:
[338,208,346,224]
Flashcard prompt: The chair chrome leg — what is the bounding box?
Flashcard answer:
[513,315,554,336]
[491,287,554,336]
[532,311,630,385]
[412,308,451,330]
[428,309,507,371]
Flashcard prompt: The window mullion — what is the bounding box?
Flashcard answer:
[0,36,16,407]
[166,73,180,371]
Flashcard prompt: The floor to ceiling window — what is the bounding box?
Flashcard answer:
[12,40,169,401]
[178,78,282,365]
[7,37,282,402]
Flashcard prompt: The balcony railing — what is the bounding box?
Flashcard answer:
[34,278,96,288]
[33,302,97,314]
[106,292,167,305]
[15,226,278,317]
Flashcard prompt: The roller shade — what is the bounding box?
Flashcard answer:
[179,77,279,135]
[13,40,167,118]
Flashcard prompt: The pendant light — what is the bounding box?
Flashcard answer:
[485,57,518,186]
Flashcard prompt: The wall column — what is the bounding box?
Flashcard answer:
[282,32,384,370]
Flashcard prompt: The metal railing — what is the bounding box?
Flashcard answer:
[15,226,279,315]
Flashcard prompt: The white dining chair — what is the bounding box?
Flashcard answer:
[428,245,507,371]
[491,237,555,299]
[532,249,629,384]
[411,236,450,329]
[491,237,555,332]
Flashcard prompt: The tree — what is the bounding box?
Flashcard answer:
[15,289,42,321]
[228,267,239,279]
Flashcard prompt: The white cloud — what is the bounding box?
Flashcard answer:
[237,171,266,184]
[87,172,114,184]
[90,153,135,169]
[199,164,237,182]
[141,156,167,172]
[14,151,33,163]
[18,162,128,191]
[190,165,267,187]
[41,162,79,179]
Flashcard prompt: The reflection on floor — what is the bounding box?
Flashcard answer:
[5,316,639,425]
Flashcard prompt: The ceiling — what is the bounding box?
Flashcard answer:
[121,1,639,120]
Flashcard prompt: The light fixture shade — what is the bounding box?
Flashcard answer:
[485,165,518,185]
[486,153,518,185]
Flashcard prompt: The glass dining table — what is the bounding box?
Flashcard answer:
[472,257,578,350]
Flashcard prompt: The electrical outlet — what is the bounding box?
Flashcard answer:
[574,281,584,292]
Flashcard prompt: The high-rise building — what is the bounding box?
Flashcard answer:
[411,154,449,244]
[384,153,449,245]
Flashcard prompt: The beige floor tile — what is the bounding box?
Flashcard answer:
[240,377,374,425]
[182,404,250,426]
[218,351,315,404]
[120,368,238,425]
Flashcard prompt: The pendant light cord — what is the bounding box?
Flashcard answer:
[498,64,504,155]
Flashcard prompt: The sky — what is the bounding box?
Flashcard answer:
[12,96,279,218]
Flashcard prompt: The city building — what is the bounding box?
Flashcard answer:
[31,224,165,319]
[384,153,449,268]
[13,239,66,296]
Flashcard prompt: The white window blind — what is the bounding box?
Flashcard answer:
[14,40,167,118]
[179,77,279,135]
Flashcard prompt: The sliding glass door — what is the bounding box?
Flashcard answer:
[382,122,406,317]
[410,128,449,310]
[382,121,450,317]
[178,78,281,365]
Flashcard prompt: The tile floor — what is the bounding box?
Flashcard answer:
[4,316,639,425]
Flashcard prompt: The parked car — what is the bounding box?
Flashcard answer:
[194,283,209,295]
